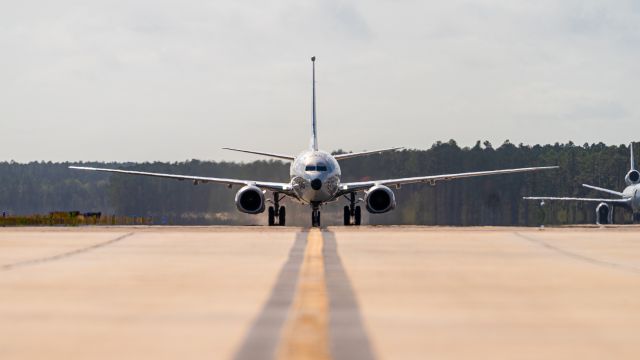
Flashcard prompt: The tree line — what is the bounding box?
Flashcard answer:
[0,141,635,225]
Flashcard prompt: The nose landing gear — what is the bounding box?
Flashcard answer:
[311,203,321,227]
[343,192,362,226]
[268,193,286,226]
[312,209,321,227]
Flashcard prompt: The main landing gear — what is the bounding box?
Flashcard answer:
[268,193,286,226]
[343,192,361,226]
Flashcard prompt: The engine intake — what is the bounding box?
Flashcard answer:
[365,185,396,214]
[235,185,265,214]
[596,202,613,225]
[625,170,640,185]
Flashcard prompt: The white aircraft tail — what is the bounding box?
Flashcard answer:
[631,143,636,171]
[310,56,318,151]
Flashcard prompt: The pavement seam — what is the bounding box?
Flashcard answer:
[0,232,135,272]
[514,232,640,274]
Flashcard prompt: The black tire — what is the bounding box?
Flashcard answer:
[354,206,362,226]
[279,206,286,226]
[311,210,321,227]
[343,206,351,226]
[268,206,275,226]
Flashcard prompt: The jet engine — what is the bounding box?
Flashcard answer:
[235,185,265,214]
[625,170,640,185]
[364,185,396,214]
[596,202,613,225]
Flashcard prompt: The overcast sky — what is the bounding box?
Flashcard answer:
[1,0,638,162]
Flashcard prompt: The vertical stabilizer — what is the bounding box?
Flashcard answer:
[310,56,318,151]
[632,143,636,171]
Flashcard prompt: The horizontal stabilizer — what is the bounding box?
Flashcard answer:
[582,184,624,197]
[222,148,295,161]
[334,147,404,161]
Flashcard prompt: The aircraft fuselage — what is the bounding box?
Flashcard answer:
[622,184,640,211]
[290,150,341,204]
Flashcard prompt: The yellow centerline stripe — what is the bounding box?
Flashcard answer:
[277,229,331,360]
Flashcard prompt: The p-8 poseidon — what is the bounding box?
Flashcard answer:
[71,57,557,227]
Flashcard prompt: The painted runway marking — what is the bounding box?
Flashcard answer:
[277,229,330,360]
[0,232,134,272]
[514,232,640,274]
[234,229,376,360]
[233,232,308,360]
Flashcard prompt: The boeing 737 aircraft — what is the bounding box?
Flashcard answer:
[524,144,640,225]
[71,57,557,227]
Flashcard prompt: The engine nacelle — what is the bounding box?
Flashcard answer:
[596,202,613,225]
[364,185,396,214]
[625,170,640,185]
[235,185,265,214]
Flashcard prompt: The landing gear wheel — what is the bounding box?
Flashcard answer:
[312,210,321,227]
[268,206,275,226]
[279,206,286,226]
[354,206,362,226]
[343,206,351,226]
[634,212,640,224]
[345,192,361,226]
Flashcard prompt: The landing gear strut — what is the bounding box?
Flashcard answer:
[311,203,321,227]
[268,193,286,226]
[343,193,361,226]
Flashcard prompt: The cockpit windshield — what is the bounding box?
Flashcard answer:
[305,162,329,172]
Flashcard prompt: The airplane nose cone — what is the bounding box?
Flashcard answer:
[310,178,322,190]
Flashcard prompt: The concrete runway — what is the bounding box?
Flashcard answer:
[1,226,640,360]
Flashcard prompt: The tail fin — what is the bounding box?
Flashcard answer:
[310,56,318,151]
[631,143,636,171]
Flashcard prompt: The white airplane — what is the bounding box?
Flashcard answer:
[71,57,557,227]
[524,143,640,225]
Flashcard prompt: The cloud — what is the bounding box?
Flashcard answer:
[0,0,638,161]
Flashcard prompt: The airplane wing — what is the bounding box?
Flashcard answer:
[69,166,292,193]
[222,148,295,161]
[523,196,631,204]
[338,166,559,193]
[333,147,404,160]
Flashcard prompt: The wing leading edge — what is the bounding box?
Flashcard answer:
[69,166,292,193]
[523,196,631,204]
[523,183,631,204]
[339,166,559,193]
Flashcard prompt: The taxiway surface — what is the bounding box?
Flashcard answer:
[1,226,640,360]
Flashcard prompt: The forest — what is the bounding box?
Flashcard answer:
[0,140,636,226]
